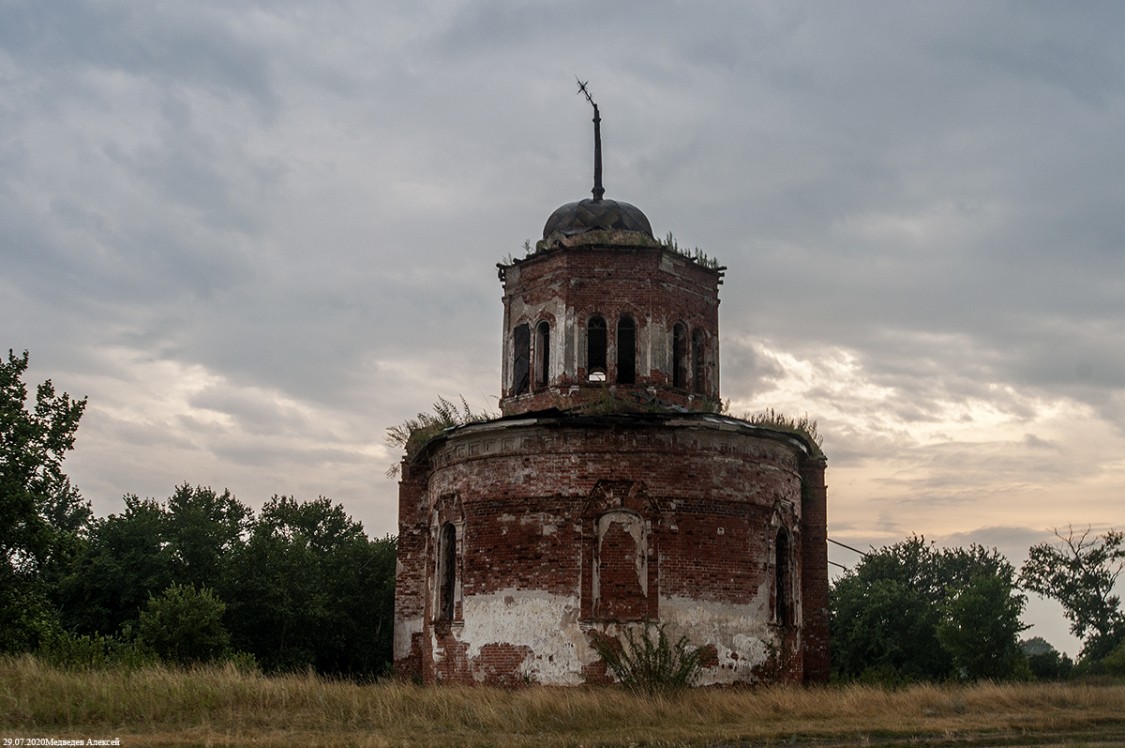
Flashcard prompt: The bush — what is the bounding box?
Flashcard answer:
[592,622,703,695]
[138,583,230,666]
[37,630,154,670]
[1102,639,1125,677]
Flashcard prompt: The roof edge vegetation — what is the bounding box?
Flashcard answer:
[386,396,824,478]
[498,232,724,274]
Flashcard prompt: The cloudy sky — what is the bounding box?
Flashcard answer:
[3,1,1123,653]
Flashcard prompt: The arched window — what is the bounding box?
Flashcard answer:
[672,323,687,389]
[617,316,636,384]
[691,329,706,394]
[513,323,530,395]
[774,528,791,626]
[587,316,607,381]
[536,321,550,389]
[594,510,648,621]
[438,522,457,621]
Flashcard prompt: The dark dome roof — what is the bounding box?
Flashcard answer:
[543,198,653,240]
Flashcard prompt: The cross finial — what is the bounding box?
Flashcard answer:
[576,77,604,201]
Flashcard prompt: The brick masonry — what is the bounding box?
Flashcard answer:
[394,413,829,685]
[498,234,723,414]
[393,227,829,686]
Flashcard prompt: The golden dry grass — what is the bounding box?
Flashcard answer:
[2,655,1124,747]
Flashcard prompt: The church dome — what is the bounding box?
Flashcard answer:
[543,197,654,240]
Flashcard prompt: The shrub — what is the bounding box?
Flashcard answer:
[138,583,230,666]
[37,630,154,670]
[591,622,703,695]
[385,396,497,477]
[1102,639,1125,677]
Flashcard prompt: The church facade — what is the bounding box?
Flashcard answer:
[393,102,828,686]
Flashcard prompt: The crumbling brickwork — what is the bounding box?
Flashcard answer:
[393,414,828,685]
[392,202,829,687]
[498,234,723,415]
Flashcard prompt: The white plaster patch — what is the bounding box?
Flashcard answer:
[459,589,586,685]
[660,592,777,685]
[393,616,423,660]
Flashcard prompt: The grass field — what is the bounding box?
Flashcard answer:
[3,655,1125,747]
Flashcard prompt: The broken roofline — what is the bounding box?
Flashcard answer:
[405,408,824,471]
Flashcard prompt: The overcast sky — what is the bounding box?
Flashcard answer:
[3,1,1123,654]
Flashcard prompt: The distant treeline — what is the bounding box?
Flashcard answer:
[8,481,395,676]
[830,531,1125,683]
[2,350,394,677]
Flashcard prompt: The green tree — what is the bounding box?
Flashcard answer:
[831,536,1026,682]
[0,350,88,652]
[832,537,950,682]
[58,486,251,639]
[59,495,173,637]
[937,572,1026,679]
[1102,638,1125,676]
[1020,637,1074,680]
[138,583,230,665]
[224,496,395,677]
[1020,526,1124,661]
[164,483,251,590]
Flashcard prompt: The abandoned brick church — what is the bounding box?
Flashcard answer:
[393,98,829,686]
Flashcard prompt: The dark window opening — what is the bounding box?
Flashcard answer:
[617,316,636,384]
[691,329,706,394]
[439,522,457,621]
[672,323,687,389]
[513,323,530,395]
[587,316,607,381]
[536,321,550,389]
[775,529,791,626]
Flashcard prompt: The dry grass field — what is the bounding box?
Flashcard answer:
[3,655,1125,747]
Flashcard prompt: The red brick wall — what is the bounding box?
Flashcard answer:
[498,243,724,414]
[393,413,828,686]
[799,457,830,683]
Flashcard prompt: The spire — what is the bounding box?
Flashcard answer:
[577,78,604,202]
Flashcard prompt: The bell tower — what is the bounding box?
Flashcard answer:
[497,86,725,416]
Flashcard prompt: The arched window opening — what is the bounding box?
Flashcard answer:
[672,323,687,389]
[438,522,458,621]
[513,323,530,395]
[536,321,550,389]
[691,329,706,394]
[594,510,648,621]
[775,529,791,626]
[587,316,607,382]
[617,316,636,384]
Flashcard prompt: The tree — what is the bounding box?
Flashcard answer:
[937,572,1026,679]
[1020,637,1074,681]
[164,483,251,590]
[1103,639,1125,676]
[223,496,396,677]
[59,495,174,637]
[138,583,230,665]
[58,485,251,640]
[48,483,396,677]
[0,350,88,652]
[831,536,1026,682]
[1020,526,1125,661]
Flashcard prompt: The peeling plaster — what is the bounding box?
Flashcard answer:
[660,592,778,685]
[393,617,423,661]
[459,590,587,685]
